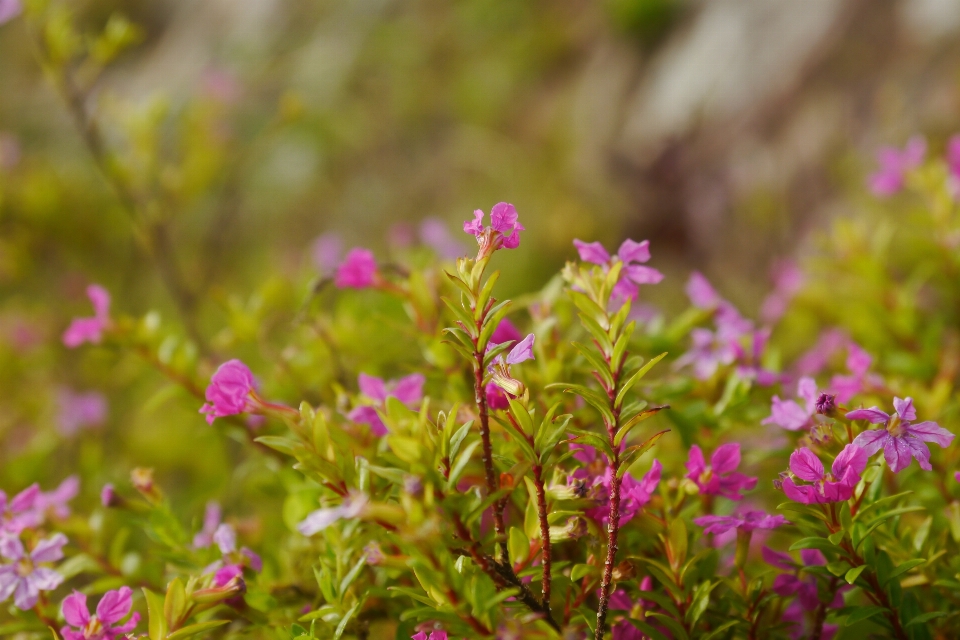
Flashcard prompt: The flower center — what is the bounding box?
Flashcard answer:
[14,558,33,577]
[83,617,104,639]
[888,416,904,437]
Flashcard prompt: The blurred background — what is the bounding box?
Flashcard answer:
[2,0,960,527]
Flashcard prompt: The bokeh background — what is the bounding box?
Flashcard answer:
[3,0,960,549]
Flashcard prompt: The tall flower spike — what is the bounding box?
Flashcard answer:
[848,397,954,473]
[62,285,111,348]
[463,203,524,259]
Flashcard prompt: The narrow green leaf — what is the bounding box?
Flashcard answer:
[333,600,362,640]
[845,565,868,585]
[615,352,667,409]
[884,558,925,584]
[166,621,230,640]
[844,606,887,626]
[788,538,838,553]
[142,588,167,640]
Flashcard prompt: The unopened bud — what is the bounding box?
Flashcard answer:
[549,516,587,542]
[192,576,246,604]
[815,393,837,416]
[130,468,162,503]
[612,560,636,582]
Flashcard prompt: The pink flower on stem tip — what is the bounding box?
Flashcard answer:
[0,0,22,25]
[685,444,757,500]
[204,523,262,585]
[200,359,260,424]
[763,377,819,431]
[60,586,140,640]
[573,238,664,304]
[298,493,369,536]
[693,510,789,535]
[411,629,447,640]
[487,333,535,400]
[781,445,867,504]
[1,484,42,534]
[348,372,425,436]
[57,388,108,436]
[868,135,926,197]
[0,533,67,610]
[193,501,222,548]
[334,248,378,289]
[463,202,524,257]
[62,285,111,348]
[848,397,954,473]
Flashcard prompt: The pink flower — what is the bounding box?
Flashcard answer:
[781,445,867,504]
[485,382,510,410]
[868,136,925,197]
[100,484,116,508]
[763,378,818,431]
[572,445,660,526]
[848,397,954,473]
[0,533,66,610]
[420,218,466,259]
[828,342,882,403]
[693,510,788,535]
[792,329,847,377]
[766,548,847,639]
[298,493,369,536]
[311,233,343,272]
[193,501,222,548]
[0,484,42,533]
[760,261,804,324]
[463,203,524,258]
[334,248,378,289]
[411,630,447,640]
[675,303,753,380]
[0,0,21,25]
[57,388,108,436]
[947,135,960,183]
[573,238,664,304]
[487,334,536,399]
[204,523,262,584]
[686,272,722,310]
[348,373,425,436]
[62,285,111,348]
[60,586,140,640]
[685,444,757,500]
[200,360,259,424]
[36,476,79,521]
[489,318,523,345]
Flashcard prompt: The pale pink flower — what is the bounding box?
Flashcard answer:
[0,533,66,610]
[298,493,368,536]
[0,0,21,25]
[868,136,925,197]
[348,373,425,436]
[60,586,140,640]
[573,238,664,304]
[57,388,107,436]
[763,378,819,431]
[62,285,111,348]
[848,397,954,473]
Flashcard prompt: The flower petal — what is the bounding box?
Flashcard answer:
[832,444,868,478]
[905,421,954,448]
[358,373,387,402]
[893,397,917,421]
[0,535,24,561]
[884,437,920,473]
[14,577,39,610]
[391,374,425,406]
[685,272,721,309]
[845,407,890,424]
[505,333,535,365]
[213,524,237,555]
[61,591,90,627]
[852,429,889,457]
[623,264,664,286]
[96,586,133,624]
[788,448,824,482]
[572,240,610,265]
[617,239,651,264]
[685,445,706,477]
[30,533,67,563]
[489,202,518,234]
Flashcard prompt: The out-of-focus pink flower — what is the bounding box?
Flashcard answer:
[793,329,847,377]
[420,218,466,259]
[348,373,425,436]
[62,285,111,348]
[608,586,648,640]
[686,272,722,310]
[203,523,262,584]
[389,222,415,249]
[768,548,846,639]
[676,297,757,380]
[100,484,117,508]
[464,203,524,258]
[573,238,664,304]
[61,586,140,640]
[201,68,241,104]
[572,444,660,526]
[0,132,20,169]
[36,476,79,521]
[763,378,819,431]
[57,388,107,436]
[760,261,804,324]
[868,136,925,197]
[0,484,42,533]
[311,233,343,272]
[848,397,954,473]
[781,445,866,504]
[685,444,757,500]
[693,510,788,535]
[193,501,222,548]
[0,0,21,25]
[946,135,960,183]
[363,542,384,565]
[0,533,66,610]
[334,248,379,289]
[411,629,447,640]
[298,493,368,536]
[829,342,882,404]
[200,360,258,424]
[489,318,523,346]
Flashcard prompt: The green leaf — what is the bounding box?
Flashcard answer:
[615,352,667,409]
[647,612,690,640]
[844,606,888,626]
[142,588,167,640]
[569,290,609,328]
[614,408,667,447]
[828,530,845,545]
[441,297,478,337]
[572,342,614,389]
[448,440,482,490]
[475,270,501,320]
[254,436,299,456]
[884,558,925,584]
[339,556,367,594]
[701,620,739,640]
[448,420,473,461]
[609,322,635,374]
[852,491,912,521]
[166,621,230,640]
[164,577,187,629]
[508,527,529,564]
[789,538,838,553]
[333,600,362,640]
[618,430,669,477]
[685,580,714,625]
[668,519,688,571]
[845,565,868,584]
[570,563,595,582]
[905,611,949,627]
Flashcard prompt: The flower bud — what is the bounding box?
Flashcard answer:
[815,393,837,416]
[549,516,587,542]
[191,575,246,604]
[131,468,162,503]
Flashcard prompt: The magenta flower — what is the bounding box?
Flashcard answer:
[693,510,788,535]
[463,203,524,258]
[829,343,881,404]
[0,533,66,609]
[100,484,116,508]
[685,444,757,500]
[205,523,262,585]
[686,271,722,310]
[311,232,343,272]
[60,586,140,640]
[781,445,867,504]
[57,388,108,436]
[760,261,804,324]
[420,218,466,259]
[763,378,819,431]
[200,359,259,424]
[489,317,523,345]
[487,333,535,399]
[0,0,22,25]
[848,397,954,473]
[348,372,425,436]
[868,136,926,197]
[675,303,754,380]
[334,248,378,289]
[298,493,369,536]
[792,329,847,377]
[946,135,960,183]
[766,548,846,639]
[573,238,664,303]
[193,501,222,548]
[0,484,42,534]
[411,630,447,640]
[36,476,79,521]
[62,285,111,348]
[572,445,661,526]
